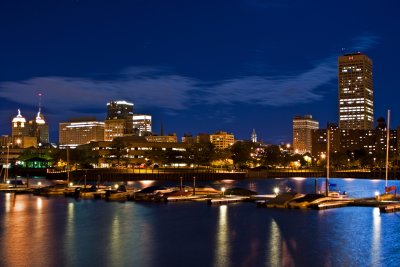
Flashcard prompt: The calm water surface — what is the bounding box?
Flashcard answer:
[1,178,400,267]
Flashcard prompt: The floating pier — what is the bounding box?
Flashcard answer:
[311,200,352,210]
[167,196,204,202]
[379,203,400,213]
[207,196,248,205]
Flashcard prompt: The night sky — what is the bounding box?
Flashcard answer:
[1,0,399,143]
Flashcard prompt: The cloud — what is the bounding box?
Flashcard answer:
[0,72,196,115]
[0,34,378,121]
[352,33,380,51]
[199,61,334,106]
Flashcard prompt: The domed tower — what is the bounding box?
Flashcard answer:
[12,109,29,137]
[29,93,50,144]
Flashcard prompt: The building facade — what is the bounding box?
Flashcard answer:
[145,134,177,143]
[11,109,49,144]
[293,115,319,154]
[12,109,30,137]
[312,123,398,161]
[338,52,374,130]
[59,118,105,148]
[105,100,134,141]
[106,100,134,120]
[132,114,152,135]
[29,111,49,144]
[210,131,235,149]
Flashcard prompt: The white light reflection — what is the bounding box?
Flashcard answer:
[36,197,43,210]
[214,205,229,267]
[267,219,281,266]
[139,180,155,187]
[221,179,235,184]
[109,215,122,267]
[5,193,11,212]
[292,177,306,181]
[371,208,381,265]
[65,202,75,267]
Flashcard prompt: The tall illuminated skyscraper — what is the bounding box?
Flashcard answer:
[338,52,374,130]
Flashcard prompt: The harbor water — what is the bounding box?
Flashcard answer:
[1,178,400,267]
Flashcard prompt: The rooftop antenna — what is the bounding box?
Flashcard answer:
[38,92,42,113]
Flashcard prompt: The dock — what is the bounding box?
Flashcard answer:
[379,203,400,213]
[311,200,352,210]
[207,196,249,205]
[166,195,205,202]
[0,188,34,194]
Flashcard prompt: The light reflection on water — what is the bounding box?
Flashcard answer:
[372,208,381,267]
[214,205,229,267]
[267,219,281,267]
[0,178,400,267]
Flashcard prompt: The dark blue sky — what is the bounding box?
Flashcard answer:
[1,0,399,143]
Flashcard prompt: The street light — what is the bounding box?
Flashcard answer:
[375,191,380,201]
[273,187,280,195]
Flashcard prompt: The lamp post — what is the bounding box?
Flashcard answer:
[221,187,226,196]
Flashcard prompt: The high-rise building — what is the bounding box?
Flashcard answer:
[293,115,319,154]
[106,100,134,120]
[59,117,105,148]
[338,52,374,130]
[12,109,29,137]
[104,119,127,141]
[132,115,152,135]
[12,109,49,144]
[105,100,134,141]
[29,111,49,144]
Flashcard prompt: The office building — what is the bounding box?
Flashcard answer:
[106,100,134,120]
[132,115,152,135]
[338,52,374,130]
[59,117,105,148]
[146,133,177,143]
[293,115,319,154]
[105,100,134,141]
[210,131,235,149]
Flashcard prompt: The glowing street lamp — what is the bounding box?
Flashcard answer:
[374,191,380,201]
[273,187,280,195]
[221,187,226,196]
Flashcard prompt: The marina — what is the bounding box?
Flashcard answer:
[1,177,400,267]
[1,177,400,214]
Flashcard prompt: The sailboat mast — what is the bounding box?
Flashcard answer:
[326,128,330,196]
[67,146,70,185]
[385,110,390,188]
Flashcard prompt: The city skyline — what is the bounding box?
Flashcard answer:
[1,1,400,143]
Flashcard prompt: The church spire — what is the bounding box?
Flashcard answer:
[251,129,257,143]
